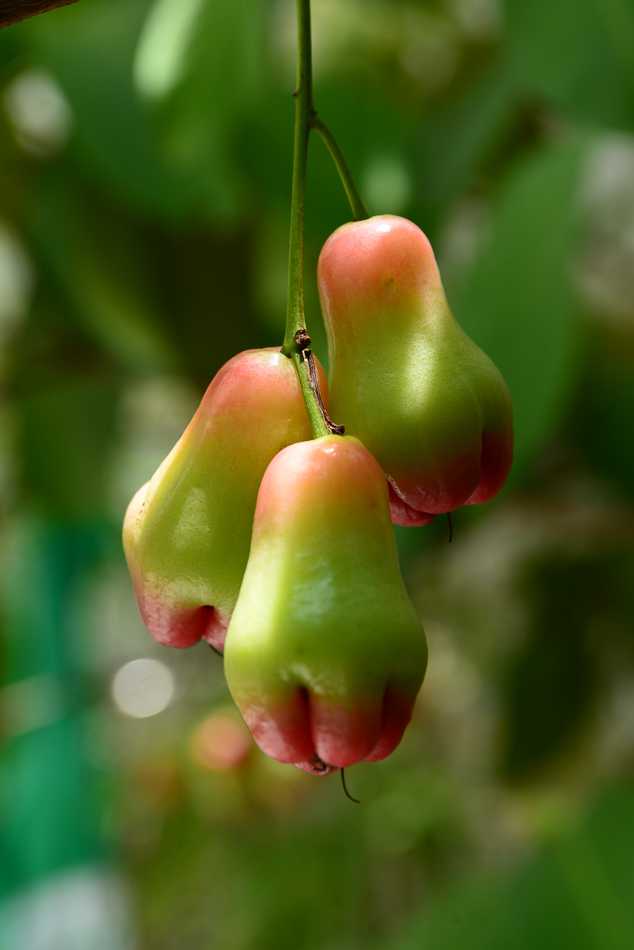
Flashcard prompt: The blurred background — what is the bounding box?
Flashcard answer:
[0,0,634,947]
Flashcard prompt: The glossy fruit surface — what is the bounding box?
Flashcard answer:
[123,348,327,651]
[224,435,428,775]
[318,215,513,523]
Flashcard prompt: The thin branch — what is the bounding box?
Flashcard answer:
[0,0,80,30]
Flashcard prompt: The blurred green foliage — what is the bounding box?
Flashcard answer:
[0,0,634,947]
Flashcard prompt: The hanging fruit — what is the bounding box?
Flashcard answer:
[318,214,513,526]
[224,435,428,775]
[123,347,328,651]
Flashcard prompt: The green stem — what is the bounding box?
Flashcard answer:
[281,0,364,438]
[283,0,313,356]
[292,350,329,438]
[311,116,369,221]
[282,0,329,439]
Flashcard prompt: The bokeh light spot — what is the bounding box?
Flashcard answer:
[112,658,175,718]
[192,713,252,771]
[362,155,413,215]
[3,68,73,156]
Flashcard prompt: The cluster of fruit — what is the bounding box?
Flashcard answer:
[123,215,513,778]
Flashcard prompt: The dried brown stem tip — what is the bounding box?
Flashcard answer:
[295,327,312,352]
[295,328,345,436]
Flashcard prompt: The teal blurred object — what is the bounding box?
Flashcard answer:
[0,518,135,949]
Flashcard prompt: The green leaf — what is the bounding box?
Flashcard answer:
[500,557,603,779]
[454,135,588,476]
[18,376,118,519]
[389,785,634,950]
[573,332,634,501]
[23,0,197,219]
[136,0,263,121]
[33,178,177,374]
[417,55,519,215]
[132,0,265,220]
[506,0,634,132]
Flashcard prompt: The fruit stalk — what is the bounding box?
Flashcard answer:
[311,116,369,222]
[283,0,313,355]
[282,0,330,438]
[282,0,366,438]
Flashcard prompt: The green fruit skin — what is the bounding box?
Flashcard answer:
[123,348,328,651]
[318,215,513,520]
[224,435,428,775]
